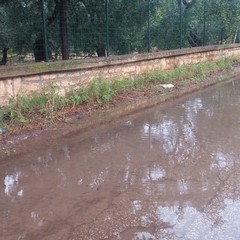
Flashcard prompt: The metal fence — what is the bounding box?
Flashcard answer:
[0,0,239,64]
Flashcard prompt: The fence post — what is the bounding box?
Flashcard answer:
[105,0,109,56]
[40,0,48,62]
[179,0,182,48]
[203,0,206,46]
[147,0,151,52]
[220,26,224,44]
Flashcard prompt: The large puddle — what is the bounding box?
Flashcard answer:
[1,79,240,240]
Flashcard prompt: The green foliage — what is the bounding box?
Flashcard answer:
[90,78,115,105]
[68,86,89,106]
[1,0,240,62]
[112,77,134,94]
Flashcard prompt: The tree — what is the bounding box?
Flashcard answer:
[1,0,240,63]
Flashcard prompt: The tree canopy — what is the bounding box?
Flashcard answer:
[0,0,239,63]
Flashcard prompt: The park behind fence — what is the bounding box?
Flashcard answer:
[0,0,240,64]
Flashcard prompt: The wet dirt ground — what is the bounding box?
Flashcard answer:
[1,78,240,240]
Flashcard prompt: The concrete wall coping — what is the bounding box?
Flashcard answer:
[0,44,239,81]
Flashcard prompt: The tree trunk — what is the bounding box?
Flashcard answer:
[96,45,106,57]
[0,48,9,65]
[33,38,45,62]
[59,0,69,60]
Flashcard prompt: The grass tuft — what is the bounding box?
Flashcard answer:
[0,57,236,133]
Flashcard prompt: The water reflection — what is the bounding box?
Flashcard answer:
[90,168,109,189]
[31,211,44,227]
[4,171,22,197]
[1,79,240,239]
[63,145,71,160]
[132,200,142,214]
[155,198,240,240]
[133,231,155,240]
[141,116,198,159]
[210,151,235,170]
[57,168,68,187]
[183,97,203,126]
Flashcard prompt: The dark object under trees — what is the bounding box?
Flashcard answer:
[33,38,50,62]
[96,45,106,57]
[0,48,9,65]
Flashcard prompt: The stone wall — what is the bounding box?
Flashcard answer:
[1,44,240,105]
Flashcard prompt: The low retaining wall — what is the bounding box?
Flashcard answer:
[1,44,240,105]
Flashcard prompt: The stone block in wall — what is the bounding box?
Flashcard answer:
[24,75,42,83]
[157,58,167,70]
[102,69,109,75]
[58,80,83,95]
[60,78,79,88]
[41,74,57,81]
[0,79,14,105]
[5,79,14,96]
[140,64,151,73]
[165,58,175,69]
[12,77,22,97]
[67,72,81,79]
[0,80,5,94]
[176,56,187,66]
[109,67,116,74]
[21,76,42,93]
[0,78,22,105]
[115,66,125,76]
[57,73,70,79]
[149,60,158,71]
[206,51,217,60]
[199,53,205,61]
[226,48,240,57]
[136,65,142,75]
[191,54,200,64]
[122,65,136,74]
[0,81,7,105]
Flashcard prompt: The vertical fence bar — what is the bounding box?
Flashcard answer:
[220,2,224,45]
[179,0,182,48]
[59,0,69,60]
[105,0,109,56]
[147,0,151,52]
[203,0,206,46]
[220,26,224,44]
[40,0,48,62]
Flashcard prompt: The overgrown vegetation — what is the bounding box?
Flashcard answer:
[0,57,236,134]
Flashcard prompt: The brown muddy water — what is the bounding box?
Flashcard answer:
[2,78,240,240]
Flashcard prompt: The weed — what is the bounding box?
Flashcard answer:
[0,57,236,133]
[112,77,134,94]
[90,78,115,105]
[134,74,148,90]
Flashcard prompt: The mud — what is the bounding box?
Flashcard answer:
[1,78,240,239]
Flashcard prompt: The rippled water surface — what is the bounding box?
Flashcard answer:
[2,79,240,240]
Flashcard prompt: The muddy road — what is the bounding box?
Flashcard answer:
[1,78,240,240]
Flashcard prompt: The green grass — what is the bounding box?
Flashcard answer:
[0,57,236,133]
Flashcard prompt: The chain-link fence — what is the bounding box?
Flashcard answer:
[0,0,240,64]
